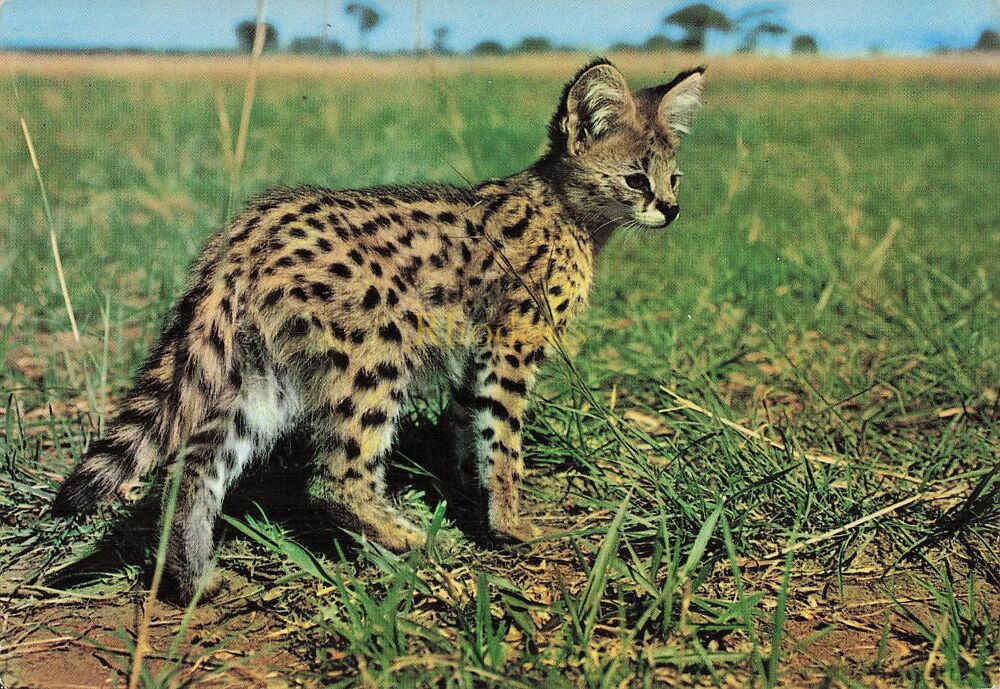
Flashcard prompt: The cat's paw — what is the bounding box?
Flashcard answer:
[492,518,542,544]
[160,570,228,607]
[366,521,428,554]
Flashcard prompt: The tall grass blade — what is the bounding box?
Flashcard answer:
[127,451,186,689]
[766,528,798,688]
[225,0,268,221]
[222,512,337,585]
[580,496,629,635]
[19,117,80,344]
[680,502,723,581]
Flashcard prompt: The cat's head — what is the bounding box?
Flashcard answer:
[545,59,705,231]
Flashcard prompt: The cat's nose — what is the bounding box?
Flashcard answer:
[655,201,679,224]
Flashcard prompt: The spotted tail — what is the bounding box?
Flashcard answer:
[53,233,238,515]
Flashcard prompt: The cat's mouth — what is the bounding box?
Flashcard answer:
[633,210,670,228]
[633,206,679,229]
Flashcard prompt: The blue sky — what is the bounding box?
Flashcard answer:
[1,0,997,55]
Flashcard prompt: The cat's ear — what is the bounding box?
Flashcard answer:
[559,60,635,155]
[656,66,705,137]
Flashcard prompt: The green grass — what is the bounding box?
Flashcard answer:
[1,62,998,688]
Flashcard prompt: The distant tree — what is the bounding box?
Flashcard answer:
[432,25,451,54]
[235,20,279,53]
[514,36,554,53]
[344,3,381,52]
[288,36,346,55]
[973,28,1000,51]
[663,3,732,52]
[738,20,786,53]
[643,34,678,51]
[790,34,819,54]
[471,40,505,55]
[610,42,640,52]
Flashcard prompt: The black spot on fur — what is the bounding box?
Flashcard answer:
[329,262,352,278]
[373,243,397,258]
[482,396,510,420]
[263,287,284,308]
[312,282,333,301]
[360,409,388,427]
[334,398,356,417]
[328,349,350,370]
[354,369,379,390]
[362,286,380,309]
[465,219,483,238]
[375,362,400,380]
[502,207,533,239]
[500,378,527,395]
[378,322,402,343]
[428,285,447,305]
[344,438,361,459]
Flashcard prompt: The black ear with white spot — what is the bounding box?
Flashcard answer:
[557,60,635,155]
[656,66,705,137]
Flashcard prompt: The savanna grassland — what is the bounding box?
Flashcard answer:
[1,52,998,688]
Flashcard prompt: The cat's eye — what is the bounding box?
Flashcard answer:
[624,173,650,193]
[670,172,682,189]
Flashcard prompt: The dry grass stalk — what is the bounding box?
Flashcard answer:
[763,485,964,560]
[0,635,75,659]
[227,0,269,220]
[19,117,80,345]
[658,386,922,484]
[214,90,235,172]
[127,454,187,689]
[128,541,169,687]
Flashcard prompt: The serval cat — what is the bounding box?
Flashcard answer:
[53,59,705,602]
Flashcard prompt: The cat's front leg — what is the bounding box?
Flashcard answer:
[462,334,544,542]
